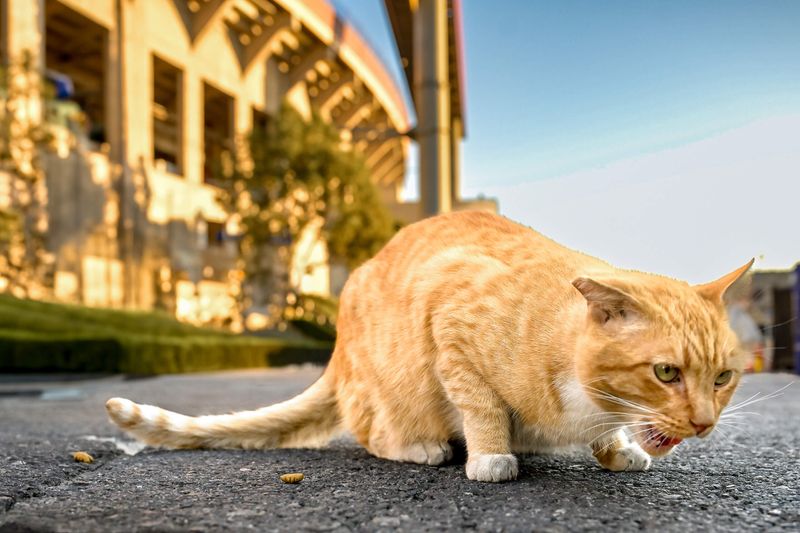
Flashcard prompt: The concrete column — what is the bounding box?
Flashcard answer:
[0,0,4,63]
[235,91,252,136]
[413,0,451,216]
[1,0,45,137]
[1,0,44,66]
[285,81,311,120]
[118,0,150,165]
[115,0,135,307]
[450,116,462,208]
[1,0,45,128]
[183,70,203,184]
[105,2,122,163]
[264,56,287,115]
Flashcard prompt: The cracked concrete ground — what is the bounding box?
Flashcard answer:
[1,367,798,532]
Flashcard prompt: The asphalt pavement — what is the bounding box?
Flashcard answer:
[1,367,798,532]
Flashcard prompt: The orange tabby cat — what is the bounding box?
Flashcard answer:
[106,211,751,482]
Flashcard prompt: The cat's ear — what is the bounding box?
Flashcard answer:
[694,259,754,305]
[572,277,640,326]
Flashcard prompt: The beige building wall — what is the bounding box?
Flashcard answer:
[1,0,411,324]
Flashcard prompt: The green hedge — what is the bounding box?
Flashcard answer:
[0,294,332,374]
[0,294,228,338]
[0,330,332,374]
[0,331,124,372]
[289,293,338,342]
[289,318,336,342]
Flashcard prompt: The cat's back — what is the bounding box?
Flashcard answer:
[367,211,601,279]
[337,211,606,324]
[333,212,603,380]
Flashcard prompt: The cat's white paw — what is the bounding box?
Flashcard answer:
[466,453,518,482]
[610,443,652,472]
[393,441,453,465]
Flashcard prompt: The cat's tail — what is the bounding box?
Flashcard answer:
[104,373,339,450]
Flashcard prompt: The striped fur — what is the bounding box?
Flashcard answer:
[106,376,338,450]
[106,212,751,482]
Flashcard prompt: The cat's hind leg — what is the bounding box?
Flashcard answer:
[376,440,454,466]
[364,410,455,466]
[591,429,651,472]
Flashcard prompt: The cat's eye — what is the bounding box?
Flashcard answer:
[715,370,733,387]
[654,364,680,383]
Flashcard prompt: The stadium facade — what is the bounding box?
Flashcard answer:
[0,0,493,325]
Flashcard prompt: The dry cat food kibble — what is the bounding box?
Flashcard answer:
[280,473,304,484]
[71,451,94,463]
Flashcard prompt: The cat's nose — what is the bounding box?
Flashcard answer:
[690,421,711,435]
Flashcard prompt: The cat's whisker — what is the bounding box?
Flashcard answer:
[760,315,797,331]
[621,429,659,454]
[701,430,727,452]
[724,382,794,413]
[589,430,634,455]
[587,425,624,442]
[716,421,747,429]
[582,385,660,412]
[582,377,608,386]
[725,422,755,435]
[588,427,631,447]
[710,427,748,450]
[578,418,635,434]
[725,391,762,409]
[588,421,656,448]
[719,410,758,418]
[716,420,754,434]
[583,389,631,405]
[715,421,758,446]
[578,409,632,417]
[714,428,748,442]
[582,420,652,437]
[628,424,651,440]
[717,418,748,425]
[583,389,661,416]
[718,417,753,425]
[577,411,635,421]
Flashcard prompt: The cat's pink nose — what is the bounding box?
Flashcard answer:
[691,421,711,435]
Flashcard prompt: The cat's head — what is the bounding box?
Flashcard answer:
[573,260,753,457]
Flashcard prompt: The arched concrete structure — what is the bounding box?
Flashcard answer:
[0,0,411,315]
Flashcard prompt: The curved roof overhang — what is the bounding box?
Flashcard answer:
[180,0,409,188]
[384,0,466,137]
[275,0,411,134]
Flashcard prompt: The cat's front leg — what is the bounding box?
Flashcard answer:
[591,429,651,472]
[438,353,518,482]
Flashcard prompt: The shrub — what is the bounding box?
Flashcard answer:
[0,294,332,374]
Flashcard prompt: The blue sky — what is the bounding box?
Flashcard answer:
[462,1,800,185]
[333,1,800,279]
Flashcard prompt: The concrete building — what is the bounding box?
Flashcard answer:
[1,0,428,324]
[385,0,496,221]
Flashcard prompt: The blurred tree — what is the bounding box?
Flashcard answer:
[0,52,55,298]
[221,101,399,328]
[328,163,401,269]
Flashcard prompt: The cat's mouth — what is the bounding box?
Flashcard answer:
[635,425,683,456]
